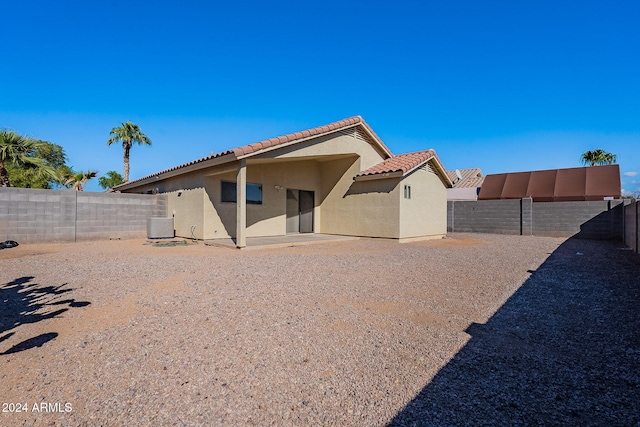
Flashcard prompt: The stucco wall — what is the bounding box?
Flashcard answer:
[317,155,400,238]
[447,187,479,200]
[167,188,205,239]
[200,160,324,239]
[258,132,388,162]
[400,168,448,240]
[330,178,401,238]
[269,131,395,238]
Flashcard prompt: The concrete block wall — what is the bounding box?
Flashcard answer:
[521,198,533,236]
[0,188,167,243]
[448,198,624,239]
[75,192,167,241]
[624,201,639,253]
[532,200,623,239]
[447,199,522,234]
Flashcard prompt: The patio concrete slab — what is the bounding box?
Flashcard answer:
[203,233,359,249]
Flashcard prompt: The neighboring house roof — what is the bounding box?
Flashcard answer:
[478,164,621,201]
[446,168,484,188]
[355,150,453,187]
[115,116,393,191]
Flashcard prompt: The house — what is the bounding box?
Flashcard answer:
[478,164,621,201]
[446,168,484,200]
[114,116,452,247]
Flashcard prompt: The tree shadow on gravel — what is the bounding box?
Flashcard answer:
[389,237,640,427]
[0,276,91,355]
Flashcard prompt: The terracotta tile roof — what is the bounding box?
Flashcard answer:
[356,149,453,187]
[115,147,237,189]
[356,150,437,178]
[116,116,391,189]
[446,168,484,188]
[231,116,389,157]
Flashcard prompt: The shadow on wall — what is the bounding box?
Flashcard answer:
[344,178,398,197]
[573,203,625,240]
[388,237,640,426]
[0,277,91,355]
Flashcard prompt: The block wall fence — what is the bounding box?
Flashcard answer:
[1,188,638,250]
[624,200,640,254]
[0,188,167,243]
[447,198,629,240]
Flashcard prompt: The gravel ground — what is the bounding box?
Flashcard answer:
[0,233,638,426]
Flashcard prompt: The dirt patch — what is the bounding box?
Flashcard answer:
[0,244,62,259]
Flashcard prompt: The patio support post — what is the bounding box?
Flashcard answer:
[236,159,247,248]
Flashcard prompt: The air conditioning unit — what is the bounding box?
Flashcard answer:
[147,217,174,239]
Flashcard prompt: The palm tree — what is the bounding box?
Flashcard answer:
[64,170,98,191]
[106,121,151,182]
[0,130,58,187]
[580,149,618,166]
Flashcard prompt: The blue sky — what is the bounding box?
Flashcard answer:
[2,0,639,194]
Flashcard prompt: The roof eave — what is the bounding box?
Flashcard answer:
[405,154,453,188]
[428,155,454,188]
[359,122,393,158]
[113,152,237,191]
[235,121,392,161]
[354,171,404,181]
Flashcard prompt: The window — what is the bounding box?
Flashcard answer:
[246,183,263,204]
[404,185,411,199]
[221,181,263,204]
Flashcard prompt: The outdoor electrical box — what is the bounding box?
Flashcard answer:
[147,217,174,239]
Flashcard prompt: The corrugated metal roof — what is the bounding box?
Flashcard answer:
[478,165,621,201]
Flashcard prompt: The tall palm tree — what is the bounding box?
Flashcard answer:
[0,130,58,187]
[64,170,98,191]
[580,149,618,166]
[106,121,151,182]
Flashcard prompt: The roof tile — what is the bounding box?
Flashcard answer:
[446,168,484,188]
[356,150,438,178]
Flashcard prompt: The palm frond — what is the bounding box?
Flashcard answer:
[0,130,62,184]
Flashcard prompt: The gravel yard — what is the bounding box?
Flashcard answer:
[1,233,638,426]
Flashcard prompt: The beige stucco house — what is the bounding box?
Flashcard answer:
[114,116,452,247]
